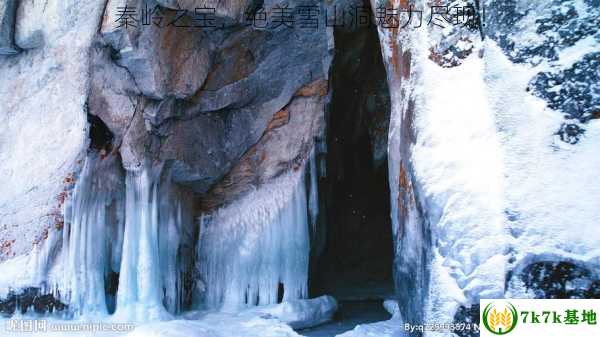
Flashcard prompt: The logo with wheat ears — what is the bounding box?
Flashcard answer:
[482,301,518,335]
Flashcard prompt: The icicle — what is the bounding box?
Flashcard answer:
[158,179,190,315]
[59,159,191,319]
[60,153,123,317]
[315,137,327,178]
[308,149,319,235]
[197,170,310,312]
[114,168,170,321]
[109,192,125,276]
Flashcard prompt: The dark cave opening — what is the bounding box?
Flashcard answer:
[87,113,114,152]
[309,20,393,303]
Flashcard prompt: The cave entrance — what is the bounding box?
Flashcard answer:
[306,13,394,334]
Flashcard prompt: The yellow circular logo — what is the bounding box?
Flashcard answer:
[482,301,518,335]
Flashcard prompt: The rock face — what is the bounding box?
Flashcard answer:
[97,0,333,194]
[0,0,19,54]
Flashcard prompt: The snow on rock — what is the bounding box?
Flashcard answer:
[248,295,337,330]
[410,33,508,323]
[374,0,599,328]
[0,0,107,261]
[484,40,600,293]
[197,169,311,312]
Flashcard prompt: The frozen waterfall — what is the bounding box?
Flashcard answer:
[5,152,317,320]
[113,165,194,320]
[197,170,311,312]
[49,155,193,320]
[61,153,124,317]
[114,168,170,321]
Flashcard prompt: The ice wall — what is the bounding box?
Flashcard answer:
[197,170,311,312]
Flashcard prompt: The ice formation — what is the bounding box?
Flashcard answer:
[110,164,193,320]
[158,180,192,316]
[197,170,311,312]
[0,148,317,322]
[61,153,124,317]
[308,149,319,235]
[0,153,199,320]
[114,168,170,321]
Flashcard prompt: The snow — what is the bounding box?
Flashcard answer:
[409,28,508,324]
[197,169,311,312]
[247,295,337,330]
[125,311,302,337]
[335,317,405,337]
[0,0,109,260]
[380,6,600,327]
[0,296,337,337]
[484,41,600,276]
[554,35,600,69]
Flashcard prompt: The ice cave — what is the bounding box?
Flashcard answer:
[1,0,600,337]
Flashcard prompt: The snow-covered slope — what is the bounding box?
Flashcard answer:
[0,0,107,261]
[372,0,600,334]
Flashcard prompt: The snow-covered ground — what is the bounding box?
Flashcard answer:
[0,296,338,337]
[336,317,405,337]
